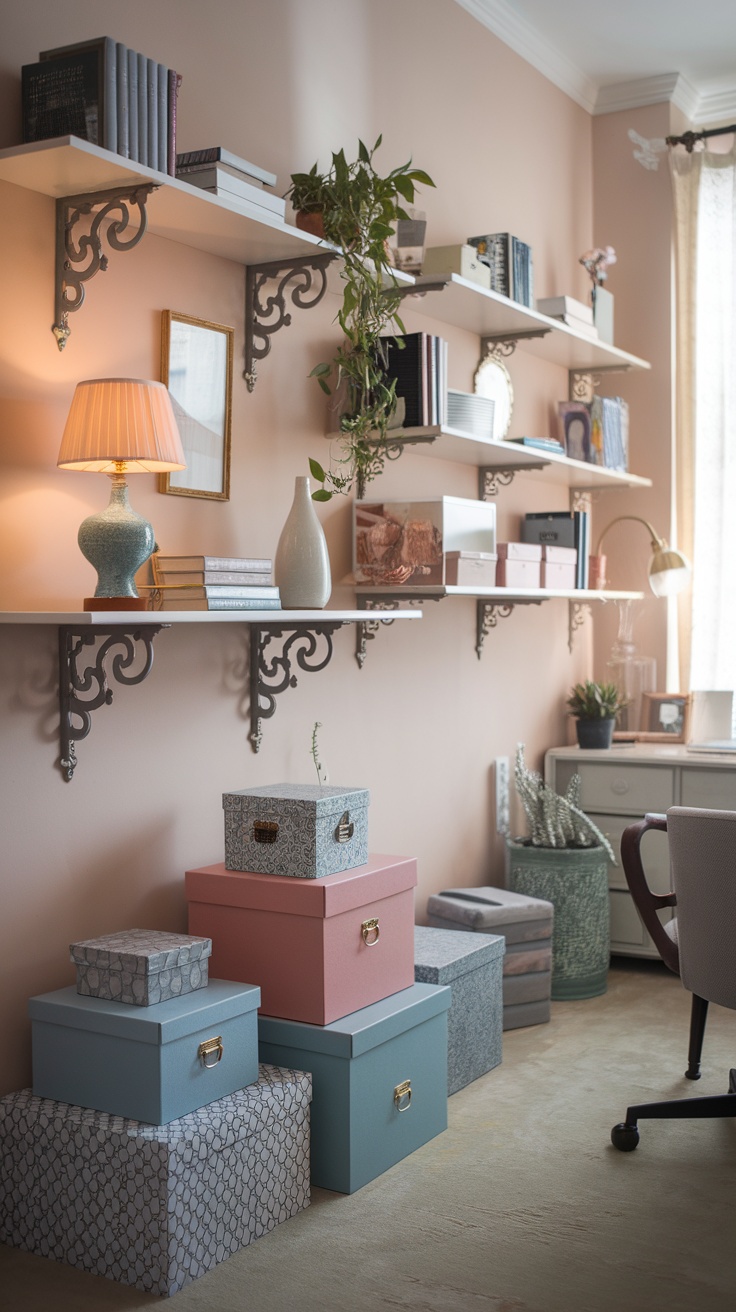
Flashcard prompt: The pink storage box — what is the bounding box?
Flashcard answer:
[444,551,497,586]
[540,544,577,589]
[496,542,542,588]
[185,854,417,1026]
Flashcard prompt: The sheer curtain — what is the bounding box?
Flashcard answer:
[671,142,736,694]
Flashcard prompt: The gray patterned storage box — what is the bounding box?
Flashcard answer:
[0,1065,311,1298]
[427,887,553,1030]
[223,783,369,878]
[414,926,504,1094]
[69,928,212,1006]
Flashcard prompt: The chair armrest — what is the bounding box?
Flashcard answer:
[620,813,679,974]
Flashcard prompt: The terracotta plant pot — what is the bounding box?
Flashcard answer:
[295,210,326,239]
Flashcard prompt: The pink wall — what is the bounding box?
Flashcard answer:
[0,0,668,1093]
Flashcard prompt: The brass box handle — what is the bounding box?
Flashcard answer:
[361,917,380,946]
[394,1079,412,1113]
[335,811,354,844]
[254,820,279,844]
[198,1036,224,1069]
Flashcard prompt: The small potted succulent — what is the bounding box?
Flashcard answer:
[285,136,435,500]
[566,679,626,749]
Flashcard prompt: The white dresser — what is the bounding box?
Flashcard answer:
[544,744,736,958]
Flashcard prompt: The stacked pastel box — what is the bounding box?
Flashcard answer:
[186,783,451,1193]
[0,928,312,1295]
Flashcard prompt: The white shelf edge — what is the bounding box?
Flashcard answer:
[355,587,643,602]
[0,608,423,625]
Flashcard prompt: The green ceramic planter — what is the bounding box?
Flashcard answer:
[507,841,610,1000]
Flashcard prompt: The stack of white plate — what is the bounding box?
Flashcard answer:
[446,390,495,438]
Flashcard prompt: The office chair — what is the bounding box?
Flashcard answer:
[612,806,736,1151]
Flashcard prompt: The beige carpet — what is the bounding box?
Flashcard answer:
[2,959,734,1312]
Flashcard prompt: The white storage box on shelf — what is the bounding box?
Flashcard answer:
[0,1066,311,1297]
[496,542,542,589]
[540,545,577,590]
[354,497,496,589]
[421,244,491,288]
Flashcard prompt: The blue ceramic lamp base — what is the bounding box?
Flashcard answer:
[79,474,155,611]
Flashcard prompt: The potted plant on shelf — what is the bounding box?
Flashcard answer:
[508,744,615,1000]
[285,136,435,500]
[566,679,626,750]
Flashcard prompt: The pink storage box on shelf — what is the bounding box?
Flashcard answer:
[540,544,577,589]
[444,551,497,587]
[185,855,417,1026]
[496,542,542,588]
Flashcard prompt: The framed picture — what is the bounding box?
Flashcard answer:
[159,311,233,500]
[638,693,690,742]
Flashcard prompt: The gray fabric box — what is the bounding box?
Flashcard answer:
[69,928,212,1006]
[223,783,369,878]
[414,925,504,1094]
[426,887,553,1031]
[0,1065,311,1298]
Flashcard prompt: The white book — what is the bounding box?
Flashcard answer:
[179,167,285,217]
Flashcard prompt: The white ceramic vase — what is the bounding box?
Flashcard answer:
[274,476,332,608]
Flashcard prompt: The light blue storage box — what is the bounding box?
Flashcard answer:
[29,978,260,1125]
[258,981,451,1194]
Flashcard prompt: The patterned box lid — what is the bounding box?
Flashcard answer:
[69,928,212,975]
[222,783,369,815]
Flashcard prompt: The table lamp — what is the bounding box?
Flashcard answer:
[590,515,691,597]
[58,378,186,611]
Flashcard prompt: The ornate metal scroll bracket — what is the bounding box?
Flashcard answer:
[479,329,549,364]
[244,253,338,390]
[476,598,544,658]
[58,624,168,780]
[478,464,551,499]
[570,488,594,514]
[249,622,344,752]
[568,602,592,653]
[354,597,425,669]
[53,183,158,350]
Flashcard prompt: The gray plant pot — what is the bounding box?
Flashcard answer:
[575,717,615,749]
[507,840,610,1000]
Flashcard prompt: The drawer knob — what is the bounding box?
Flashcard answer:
[335,811,354,844]
[394,1079,412,1112]
[361,917,380,946]
[198,1036,223,1068]
[253,820,279,843]
[611,779,629,795]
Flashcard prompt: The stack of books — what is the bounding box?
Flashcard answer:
[149,553,280,611]
[536,296,597,337]
[175,148,285,219]
[380,332,449,429]
[22,36,182,174]
[467,233,534,308]
[507,436,565,455]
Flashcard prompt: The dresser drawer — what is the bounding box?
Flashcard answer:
[680,767,736,811]
[569,763,674,814]
[587,813,671,893]
[609,890,673,958]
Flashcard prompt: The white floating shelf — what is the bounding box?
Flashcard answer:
[355,587,643,603]
[0,608,422,625]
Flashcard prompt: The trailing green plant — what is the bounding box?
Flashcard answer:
[566,680,626,720]
[514,744,615,860]
[285,136,435,501]
[311,721,327,785]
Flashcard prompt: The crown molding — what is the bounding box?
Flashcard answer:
[594,73,699,119]
[694,85,736,127]
[452,0,598,113]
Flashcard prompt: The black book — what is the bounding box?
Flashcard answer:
[380,332,430,428]
[27,36,117,152]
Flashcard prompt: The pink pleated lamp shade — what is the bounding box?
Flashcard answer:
[57,378,186,473]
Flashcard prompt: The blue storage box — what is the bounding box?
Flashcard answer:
[0,1066,311,1297]
[29,978,260,1125]
[258,981,450,1194]
[414,925,504,1094]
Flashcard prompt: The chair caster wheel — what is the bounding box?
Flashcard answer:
[611,1122,639,1151]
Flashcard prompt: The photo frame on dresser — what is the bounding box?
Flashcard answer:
[638,692,690,742]
[159,311,233,500]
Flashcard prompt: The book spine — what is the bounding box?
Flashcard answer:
[116,43,129,158]
[167,70,182,176]
[203,586,279,598]
[146,57,157,171]
[127,48,138,163]
[204,597,281,610]
[102,37,117,153]
[157,63,168,175]
[137,52,148,167]
[156,570,273,586]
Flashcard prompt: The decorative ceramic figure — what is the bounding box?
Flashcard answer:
[275,476,331,608]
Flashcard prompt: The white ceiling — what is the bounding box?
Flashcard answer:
[455,0,736,124]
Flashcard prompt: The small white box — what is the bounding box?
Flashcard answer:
[444,551,497,586]
[421,244,491,289]
[537,295,593,325]
[496,542,541,589]
[355,498,496,587]
[540,544,577,589]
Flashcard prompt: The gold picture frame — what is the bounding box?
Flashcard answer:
[159,310,233,500]
[638,693,690,743]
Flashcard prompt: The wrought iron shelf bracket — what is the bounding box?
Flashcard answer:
[53,183,158,350]
[244,253,338,390]
[480,329,551,360]
[476,599,544,658]
[478,463,550,499]
[58,624,168,781]
[249,620,347,752]
[355,597,426,669]
[568,601,592,653]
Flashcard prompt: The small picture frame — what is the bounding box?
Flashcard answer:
[159,310,233,501]
[638,693,690,742]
